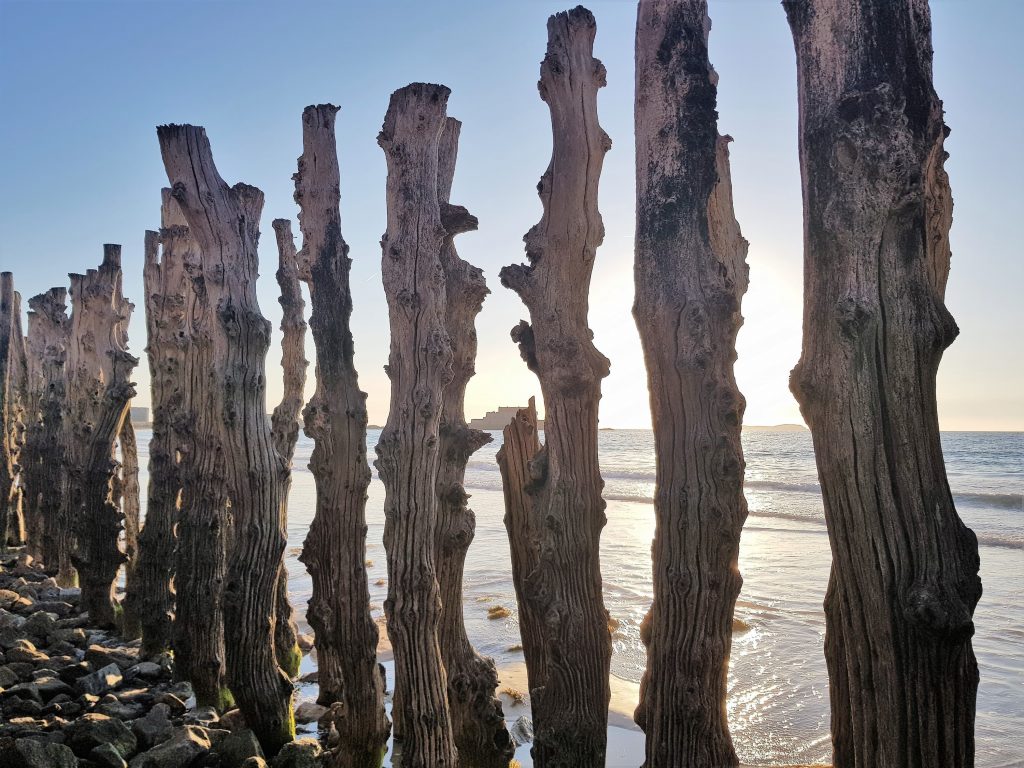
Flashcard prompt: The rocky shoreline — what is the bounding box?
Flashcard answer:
[0,551,326,768]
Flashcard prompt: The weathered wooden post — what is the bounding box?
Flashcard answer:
[1,273,29,549]
[153,191,232,710]
[784,2,982,765]
[64,246,138,624]
[632,2,750,765]
[290,104,389,767]
[376,83,457,768]
[269,218,307,679]
[158,126,295,751]
[24,288,70,573]
[496,7,612,765]
[433,117,513,767]
[118,417,142,637]
[127,227,184,658]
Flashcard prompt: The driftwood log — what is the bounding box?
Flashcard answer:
[1,273,29,549]
[155,192,232,710]
[158,125,295,751]
[291,104,389,767]
[633,2,750,765]
[784,1,982,766]
[128,227,184,658]
[269,218,308,679]
[24,288,70,572]
[64,246,137,626]
[496,8,612,766]
[376,83,457,768]
[118,417,141,637]
[434,117,513,767]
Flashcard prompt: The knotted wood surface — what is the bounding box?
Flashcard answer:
[24,288,70,573]
[128,225,185,658]
[497,7,612,766]
[269,218,308,681]
[633,2,750,765]
[376,83,457,768]
[1,273,29,549]
[64,246,137,627]
[290,104,389,768]
[159,125,294,751]
[785,1,981,765]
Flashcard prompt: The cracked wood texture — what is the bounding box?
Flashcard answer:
[290,104,388,768]
[434,117,513,768]
[785,1,981,765]
[158,127,295,751]
[633,2,750,766]
[128,226,184,658]
[375,83,457,768]
[64,246,138,625]
[159,191,231,711]
[1,273,29,549]
[496,8,612,766]
[269,218,308,680]
[118,417,141,638]
[24,288,70,573]
[22,293,51,562]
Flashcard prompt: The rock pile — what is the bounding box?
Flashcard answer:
[0,552,326,768]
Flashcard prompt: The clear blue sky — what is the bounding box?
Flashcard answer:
[1,0,1020,430]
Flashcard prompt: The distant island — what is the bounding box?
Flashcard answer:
[744,423,807,432]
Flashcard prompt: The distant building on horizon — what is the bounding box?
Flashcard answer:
[468,406,543,431]
[129,406,150,425]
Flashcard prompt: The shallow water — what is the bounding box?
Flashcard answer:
[135,428,1024,766]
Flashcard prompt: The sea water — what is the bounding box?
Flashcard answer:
[135,429,1024,766]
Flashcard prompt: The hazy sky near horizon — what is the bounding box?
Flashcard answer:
[1,0,1021,430]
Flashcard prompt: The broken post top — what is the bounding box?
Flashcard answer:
[67,247,137,386]
[27,288,68,327]
[294,104,345,282]
[378,83,452,286]
[501,5,610,314]
[437,118,479,238]
[156,124,266,284]
[378,83,451,153]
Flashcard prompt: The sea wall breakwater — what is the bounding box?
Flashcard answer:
[0,551,327,768]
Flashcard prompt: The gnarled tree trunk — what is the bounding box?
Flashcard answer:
[784,2,981,766]
[65,246,138,624]
[496,8,612,766]
[375,83,457,768]
[290,104,389,768]
[434,117,512,768]
[632,3,750,765]
[128,227,184,658]
[159,125,295,752]
[157,191,231,710]
[1,273,29,550]
[24,288,70,573]
[269,218,308,680]
[119,417,141,637]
